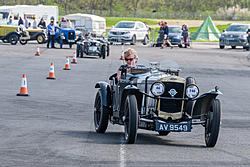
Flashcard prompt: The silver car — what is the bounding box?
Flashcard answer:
[219,23,250,49]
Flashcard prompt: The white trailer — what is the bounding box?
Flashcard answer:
[0,5,58,26]
[65,13,106,37]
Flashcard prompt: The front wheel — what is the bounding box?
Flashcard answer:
[94,90,109,133]
[76,44,80,57]
[124,95,138,144]
[130,35,136,45]
[69,44,72,48]
[20,39,27,45]
[205,99,221,147]
[101,45,106,59]
[142,35,149,45]
[220,45,225,49]
[231,46,236,49]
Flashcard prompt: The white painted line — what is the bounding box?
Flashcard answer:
[120,129,126,167]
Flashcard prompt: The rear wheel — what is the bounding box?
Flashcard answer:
[69,43,72,48]
[76,44,80,57]
[107,45,110,57]
[37,34,45,44]
[94,90,109,133]
[205,99,221,147]
[101,45,106,59]
[231,46,236,49]
[8,34,19,45]
[124,95,138,144]
[142,35,149,45]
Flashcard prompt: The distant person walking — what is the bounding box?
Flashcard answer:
[18,16,24,26]
[47,20,56,48]
[161,22,173,49]
[182,24,189,48]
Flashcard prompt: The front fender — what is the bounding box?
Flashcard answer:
[193,89,222,120]
[95,81,111,107]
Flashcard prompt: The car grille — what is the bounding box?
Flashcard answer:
[111,32,125,35]
[160,82,184,113]
[225,34,239,38]
[68,32,75,40]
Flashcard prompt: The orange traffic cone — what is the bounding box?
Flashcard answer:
[71,51,77,64]
[46,62,56,79]
[120,46,124,60]
[17,74,29,96]
[63,56,71,70]
[35,45,40,56]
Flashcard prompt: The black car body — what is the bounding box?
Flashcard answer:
[94,61,222,147]
[19,28,47,45]
[76,36,109,59]
[154,26,191,48]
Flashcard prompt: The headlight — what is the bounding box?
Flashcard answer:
[123,31,130,34]
[220,34,225,38]
[240,34,247,38]
[151,82,165,96]
[186,84,199,98]
[61,33,64,36]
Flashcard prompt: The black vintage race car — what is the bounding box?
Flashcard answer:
[76,35,109,59]
[94,60,222,147]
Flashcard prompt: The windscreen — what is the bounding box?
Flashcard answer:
[226,25,248,32]
[0,12,9,20]
[115,22,135,28]
[169,27,182,33]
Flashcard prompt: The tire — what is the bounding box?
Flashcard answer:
[178,44,183,48]
[205,99,221,147]
[8,34,18,45]
[69,44,72,48]
[158,131,170,136]
[37,34,45,44]
[94,90,109,133]
[130,35,136,45]
[101,45,106,59]
[231,46,236,49]
[124,95,138,144]
[20,40,27,45]
[80,45,84,58]
[3,39,8,43]
[220,45,225,49]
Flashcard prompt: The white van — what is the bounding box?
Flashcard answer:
[65,13,106,37]
[0,5,58,26]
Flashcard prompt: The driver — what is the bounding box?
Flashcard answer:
[117,48,138,80]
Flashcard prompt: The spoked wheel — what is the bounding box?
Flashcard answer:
[124,95,138,144]
[37,34,45,44]
[94,90,109,133]
[205,99,221,147]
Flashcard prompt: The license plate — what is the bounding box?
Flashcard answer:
[156,121,191,132]
[89,46,97,51]
[68,40,75,42]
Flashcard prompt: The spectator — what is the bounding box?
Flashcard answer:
[18,16,24,26]
[24,16,29,29]
[32,16,37,29]
[161,22,173,49]
[247,28,250,51]
[59,16,66,27]
[182,24,189,48]
[38,18,46,29]
[7,18,13,25]
[47,20,56,48]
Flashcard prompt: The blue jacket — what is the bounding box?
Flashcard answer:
[48,23,56,35]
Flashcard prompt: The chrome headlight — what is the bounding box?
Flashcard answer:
[186,84,199,98]
[151,82,165,96]
[123,31,130,34]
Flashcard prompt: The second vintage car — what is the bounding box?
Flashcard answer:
[94,60,222,147]
[19,28,47,45]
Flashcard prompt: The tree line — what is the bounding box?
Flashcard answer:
[1,0,250,20]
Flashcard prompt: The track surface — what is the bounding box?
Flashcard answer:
[0,42,250,167]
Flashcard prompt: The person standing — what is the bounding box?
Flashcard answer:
[7,17,13,25]
[47,20,56,48]
[18,16,24,26]
[24,16,29,29]
[161,22,173,49]
[247,28,250,51]
[32,16,37,29]
[38,18,46,29]
[182,24,189,48]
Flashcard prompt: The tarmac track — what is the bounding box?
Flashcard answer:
[0,42,250,167]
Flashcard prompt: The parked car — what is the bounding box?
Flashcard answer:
[108,21,149,45]
[0,25,29,45]
[94,60,222,147]
[55,26,76,48]
[219,23,250,49]
[154,26,191,48]
[19,28,47,45]
[76,35,108,59]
